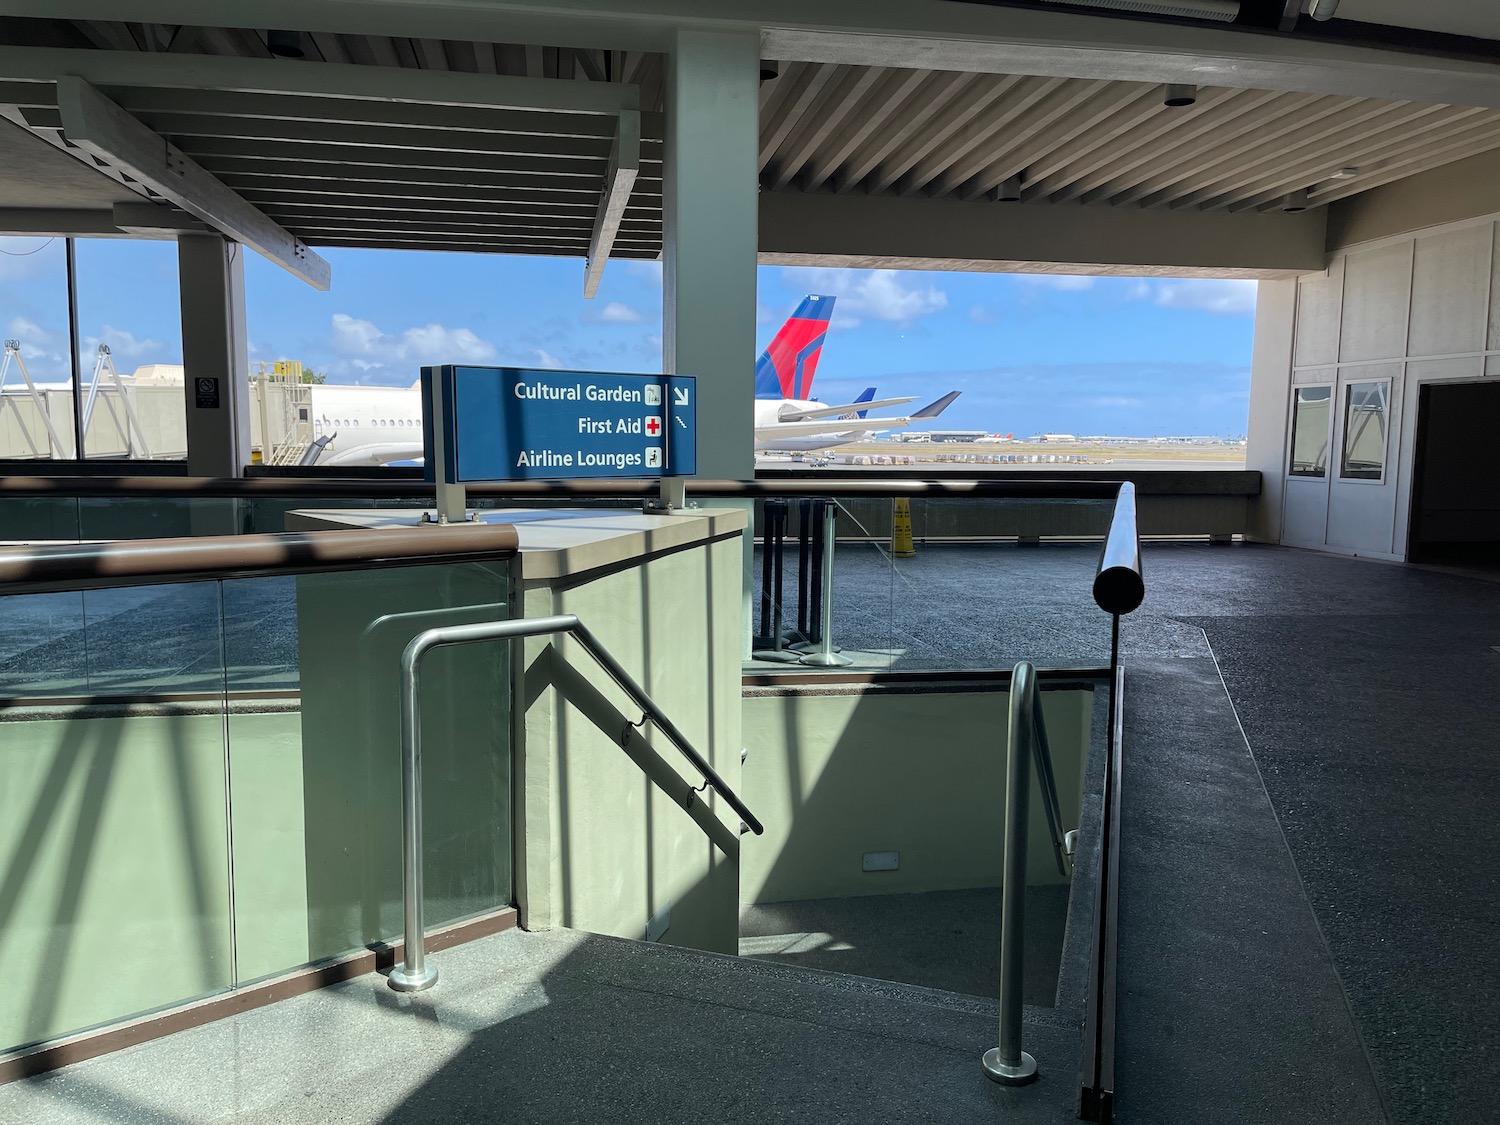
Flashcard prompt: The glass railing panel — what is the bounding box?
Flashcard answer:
[0,584,233,1054]
[899,497,1115,672]
[0,495,82,543]
[83,582,227,696]
[225,559,513,978]
[78,496,214,541]
[1,551,516,1050]
[0,589,86,695]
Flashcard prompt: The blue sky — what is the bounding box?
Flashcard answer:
[2,236,1256,437]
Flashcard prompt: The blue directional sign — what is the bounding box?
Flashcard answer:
[421,366,696,483]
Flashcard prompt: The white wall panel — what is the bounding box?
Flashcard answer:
[1339,243,1412,363]
[1293,366,1335,385]
[1326,362,1403,556]
[1282,477,1330,548]
[1409,225,1490,358]
[1294,262,1342,368]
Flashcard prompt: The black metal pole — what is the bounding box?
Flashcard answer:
[758,500,773,641]
[796,497,812,640]
[769,500,787,653]
[65,237,84,460]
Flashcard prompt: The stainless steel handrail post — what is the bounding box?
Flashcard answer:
[983,660,1040,1085]
[800,500,852,667]
[388,620,445,992]
[388,612,763,993]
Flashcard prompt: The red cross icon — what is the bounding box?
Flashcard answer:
[645,416,661,436]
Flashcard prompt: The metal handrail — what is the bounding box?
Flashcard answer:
[1092,480,1144,616]
[983,660,1069,1086]
[389,612,763,993]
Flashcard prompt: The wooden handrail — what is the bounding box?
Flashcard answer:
[0,524,519,594]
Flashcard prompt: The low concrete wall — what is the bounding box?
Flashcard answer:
[516,513,747,957]
[741,683,1094,904]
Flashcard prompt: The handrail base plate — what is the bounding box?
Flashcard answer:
[388,965,439,993]
[982,1048,1038,1086]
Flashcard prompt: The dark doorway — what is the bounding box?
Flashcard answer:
[1408,381,1500,566]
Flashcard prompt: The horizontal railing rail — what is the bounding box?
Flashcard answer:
[0,524,519,594]
[391,612,762,992]
[0,473,1257,500]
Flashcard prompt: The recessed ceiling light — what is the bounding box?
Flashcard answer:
[1163,83,1197,108]
[266,29,304,58]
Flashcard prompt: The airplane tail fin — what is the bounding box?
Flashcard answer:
[911,390,962,419]
[841,387,877,420]
[755,294,836,400]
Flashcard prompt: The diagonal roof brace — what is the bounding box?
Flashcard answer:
[55,75,331,289]
[583,109,640,298]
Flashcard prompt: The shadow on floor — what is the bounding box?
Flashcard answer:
[739,887,1070,1007]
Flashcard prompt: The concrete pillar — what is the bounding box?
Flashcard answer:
[1246,278,1298,543]
[178,233,251,479]
[663,27,759,484]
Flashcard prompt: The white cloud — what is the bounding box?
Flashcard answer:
[4,316,69,372]
[1087,396,1144,410]
[329,313,497,365]
[783,267,948,329]
[1147,279,1258,316]
[7,315,52,344]
[969,305,1000,325]
[1014,274,1097,291]
[599,301,644,324]
[534,348,563,369]
[83,325,167,363]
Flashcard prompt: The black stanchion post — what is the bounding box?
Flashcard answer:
[796,497,812,642]
[752,499,800,663]
[757,499,773,641]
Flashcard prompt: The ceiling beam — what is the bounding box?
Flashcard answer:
[54,76,331,288]
[759,187,1326,276]
[111,201,207,233]
[584,109,640,297]
[14,1,1500,108]
[0,45,638,115]
[0,207,127,236]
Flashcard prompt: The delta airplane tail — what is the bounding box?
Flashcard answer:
[755,295,835,401]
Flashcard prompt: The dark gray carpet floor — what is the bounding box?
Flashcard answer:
[1121,543,1500,1125]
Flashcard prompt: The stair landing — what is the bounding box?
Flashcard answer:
[0,927,1084,1125]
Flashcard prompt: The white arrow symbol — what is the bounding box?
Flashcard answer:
[673,386,690,406]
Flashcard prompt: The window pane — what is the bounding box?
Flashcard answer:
[0,236,74,459]
[1288,385,1331,477]
[1340,381,1388,481]
[73,238,185,460]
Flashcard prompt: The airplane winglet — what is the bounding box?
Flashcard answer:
[910,390,961,419]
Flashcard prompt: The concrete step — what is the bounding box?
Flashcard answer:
[0,926,1086,1125]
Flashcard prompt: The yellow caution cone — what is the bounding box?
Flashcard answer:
[892,497,916,558]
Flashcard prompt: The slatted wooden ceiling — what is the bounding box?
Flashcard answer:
[759,61,1500,212]
[3,17,1499,261]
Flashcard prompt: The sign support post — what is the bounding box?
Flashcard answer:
[423,366,473,524]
